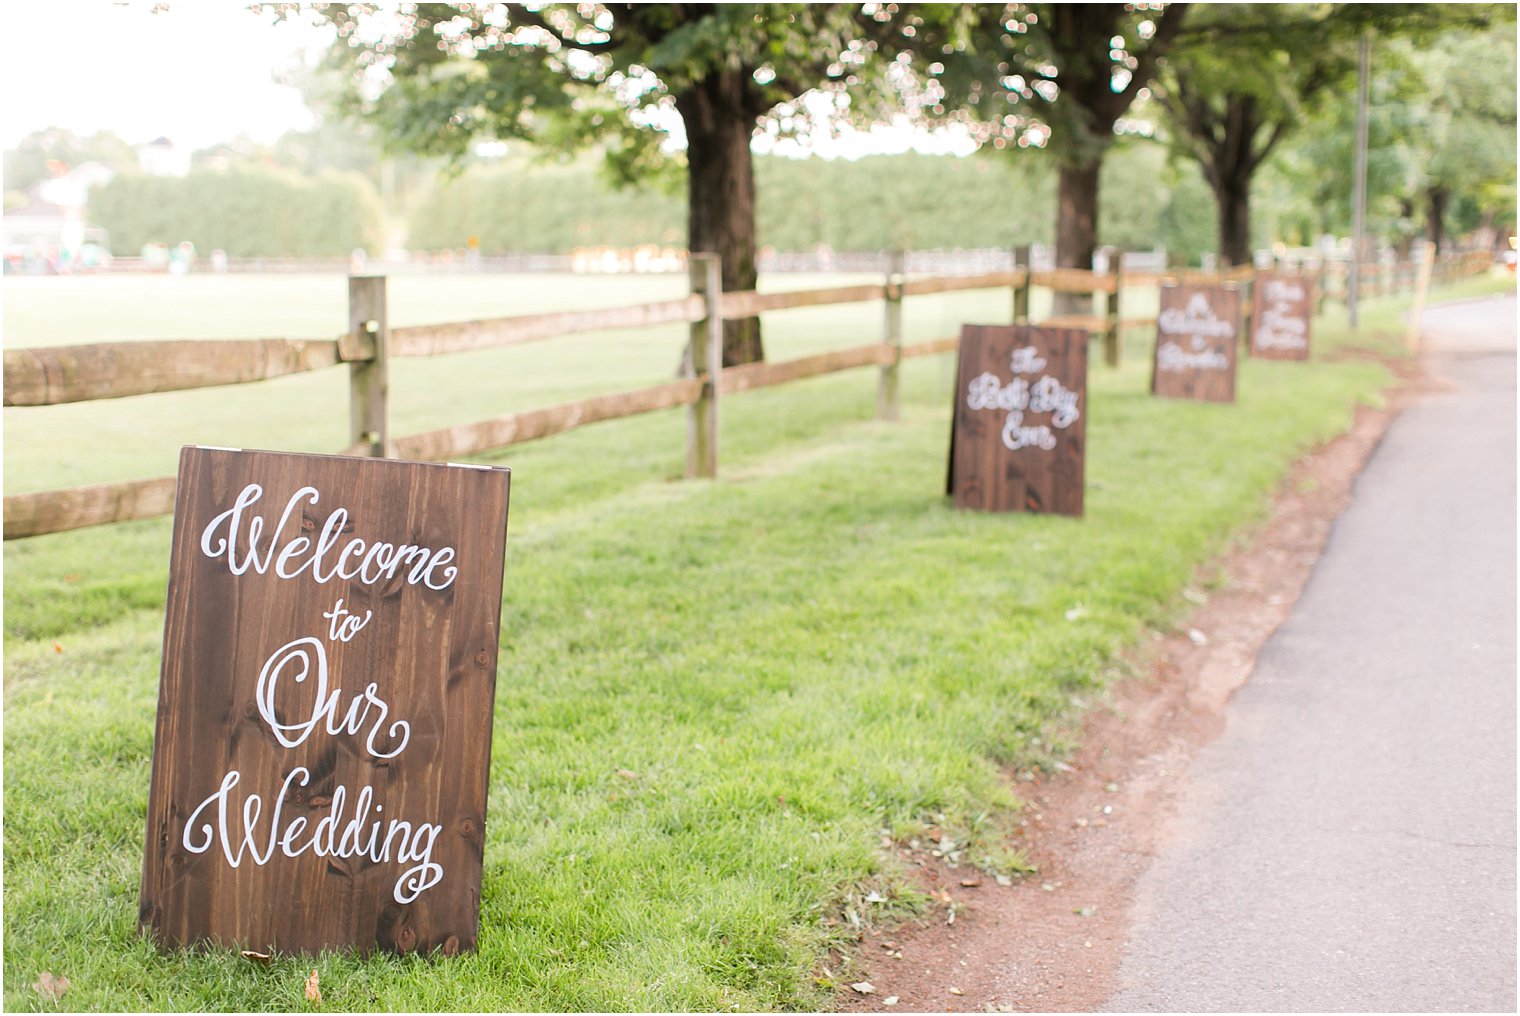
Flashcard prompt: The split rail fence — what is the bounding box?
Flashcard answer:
[3,248,1493,540]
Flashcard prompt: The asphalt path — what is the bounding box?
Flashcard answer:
[1105,293,1517,1012]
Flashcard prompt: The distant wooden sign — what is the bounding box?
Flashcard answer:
[1151,283,1240,402]
[948,324,1087,516]
[1250,272,1314,360]
[140,447,511,956]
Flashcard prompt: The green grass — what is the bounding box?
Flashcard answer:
[3,269,1512,1011]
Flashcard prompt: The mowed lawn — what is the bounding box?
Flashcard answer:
[3,270,1509,1011]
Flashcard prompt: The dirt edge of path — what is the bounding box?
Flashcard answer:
[835,356,1434,1014]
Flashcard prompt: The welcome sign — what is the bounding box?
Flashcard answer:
[1151,283,1240,402]
[140,447,510,956]
[1251,272,1314,360]
[948,324,1087,516]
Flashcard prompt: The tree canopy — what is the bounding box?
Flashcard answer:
[307,3,906,364]
[1157,3,1515,263]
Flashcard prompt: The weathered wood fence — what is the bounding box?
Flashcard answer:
[3,248,1493,540]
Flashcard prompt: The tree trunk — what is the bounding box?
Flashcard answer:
[1214,176,1252,268]
[1426,185,1450,254]
[1394,198,1416,257]
[1054,160,1100,315]
[675,70,763,366]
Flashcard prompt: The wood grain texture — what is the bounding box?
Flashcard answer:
[388,297,705,358]
[1250,272,1314,360]
[718,283,886,318]
[140,447,510,956]
[901,270,1025,298]
[394,379,702,462]
[1040,313,1106,333]
[719,343,889,395]
[3,339,342,407]
[1030,269,1117,295]
[949,324,1087,516]
[2,476,178,539]
[1150,283,1240,403]
[900,337,961,359]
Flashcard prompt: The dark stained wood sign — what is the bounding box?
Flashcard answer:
[1151,282,1240,402]
[1250,272,1314,360]
[140,447,511,956]
[948,324,1087,516]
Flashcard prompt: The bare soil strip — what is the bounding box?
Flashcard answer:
[837,357,1429,1013]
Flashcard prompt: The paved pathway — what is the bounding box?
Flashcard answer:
[1106,294,1517,1012]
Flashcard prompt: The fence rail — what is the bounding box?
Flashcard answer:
[3,248,1494,540]
[3,338,345,407]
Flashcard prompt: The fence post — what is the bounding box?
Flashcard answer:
[878,249,905,422]
[686,253,722,479]
[345,275,389,457]
[1103,255,1123,368]
[1013,244,1032,324]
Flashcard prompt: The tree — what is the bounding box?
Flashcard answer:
[1155,6,1360,265]
[1156,4,1513,265]
[870,4,1189,309]
[1406,20,1517,251]
[306,3,887,366]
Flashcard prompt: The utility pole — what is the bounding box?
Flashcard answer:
[1349,29,1371,329]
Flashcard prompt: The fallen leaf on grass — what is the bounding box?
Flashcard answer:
[850,981,875,995]
[304,969,321,1004]
[52,642,63,654]
[241,950,273,964]
[614,769,639,780]
[33,972,69,1001]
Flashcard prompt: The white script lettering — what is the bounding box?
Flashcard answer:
[1157,337,1230,373]
[967,366,1081,452]
[1009,346,1047,374]
[182,768,444,904]
[200,484,459,590]
[254,637,410,759]
[1158,293,1235,340]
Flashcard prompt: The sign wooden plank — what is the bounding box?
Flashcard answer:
[948,324,1087,516]
[140,447,510,956]
[1151,283,1240,402]
[1250,272,1314,360]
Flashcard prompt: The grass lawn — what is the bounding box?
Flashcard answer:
[2,269,1511,1011]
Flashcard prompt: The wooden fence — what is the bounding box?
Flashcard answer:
[3,248,1493,540]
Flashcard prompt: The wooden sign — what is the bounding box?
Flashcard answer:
[140,447,511,956]
[1151,283,1240,402]
[1250,272,1314,359]
[948,324,1087,516]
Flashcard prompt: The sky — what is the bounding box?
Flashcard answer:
[0,2,975,161]
[1,4,333,151]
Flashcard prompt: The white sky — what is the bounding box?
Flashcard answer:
[0,2,975,160]
[0,3,332,151]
